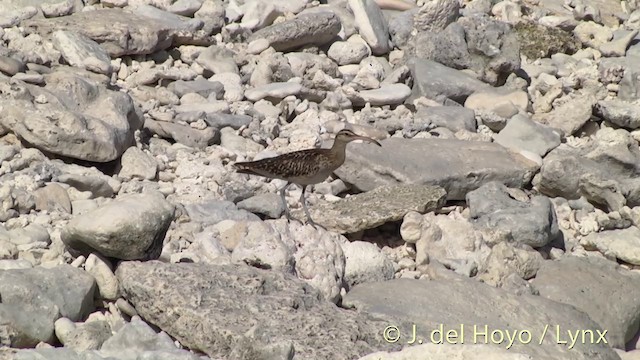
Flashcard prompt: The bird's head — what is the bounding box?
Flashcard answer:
[334,129,382,147]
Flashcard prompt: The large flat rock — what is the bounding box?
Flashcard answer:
[23,8,189,56]
[532,256,640,349]
[335,138,539,200]
[297,185,446,234]
[343,278,620,360]
[116,261,398,359]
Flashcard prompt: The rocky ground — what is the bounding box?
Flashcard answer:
[0,0,640,359]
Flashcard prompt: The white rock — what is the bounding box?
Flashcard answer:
[85,253,119,300]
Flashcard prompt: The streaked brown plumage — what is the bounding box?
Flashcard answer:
[234,129,382,225]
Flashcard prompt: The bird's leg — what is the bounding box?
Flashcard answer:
[300,185,317,228]
[280,182,292,222]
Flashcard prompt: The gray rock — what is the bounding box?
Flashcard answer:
[532,91,597,136]
[407,58,490,103]
[118,147,158,181]
[195,45,239,75]
[0,71,142,163]
[52,30,111,75]
[532,256,640,349]
[168,0,204,17]
[184,199,260,226]
[0,265,96,347]
[495,114,561,156]
[231,221,296,273]
[249,11,341,52]
[204,113,252,130]
[236,193,285,219]
[619,56,640,101]
[327,40,369,65]
[297,185,446,234]
[412,106,477,133]
[244,82,303,102]
[456,15,521,85]
[582,227,640,265]
[116,261,396,359]
[359,342,534,360]
[7,223,50,246]
[56,174,115,199]
[413,23,471,71]
[143,118,219,149]
[477,241,543,290]
[348,0,390,55]
[61,192,175,260]
[0,56,26,76]
[354,83,412,106]
[33,183,72,214]
[167,78,224,99]
[595,100,640,129]
[335,138,539,200]
[467,182,559,248]
[99,315,201,359]
[342,240,394,289]
[63,320,112,351]
[343,277,620,360]
[23,9,179,57]
[537,136,640,210]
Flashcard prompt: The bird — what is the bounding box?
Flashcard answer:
[233,129,382,226]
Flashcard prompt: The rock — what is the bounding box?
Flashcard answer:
[0,264,96,347]
[456,15,521,85]
[582,227,640,265]
[343,277,620,359]
[167,78,225,99]
[61,192,175,260]
[236,193,284,219]
[230,221,296,272]
[413,23,470,72]
[116,261,395,359]
[342,240,394,289]
[7,223,50,246]
[23,9,181,57]
[63,320,112,351]
[467,182,560,248]
[244,82,303,102]
[118,147,158,181]
[359,343,533,360]
[411,106,477,133]
[84,254,119,300]
[407,58,490,103]
[184,199,260,226]
[348,0,390,55]
[574,21,613,48]
[600,30,639,57]
[33,183,72,213]
[143,118,219,149]
[532,91,598,136]
[410,211,490,274]
[0,71,143,163]
[412,0,459,31]
[300,185,446,234]
[477,241,543,290]
[56,174,115,199]
[537,133,640,210]
[249,11,341,52]
[327,39,369,65]
[495,114,561,156]
[195,45,239,75]
[0,56,26,76]
[204,113,252,130]
[335,138,539,200]
[595,100,640,129]
[99,315,201,359]
[533,256,640,349]
[52,30,111,75]
[513,21,581,59]
[354,83,412,106]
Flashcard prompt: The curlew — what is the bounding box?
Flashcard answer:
[233,129,382,226]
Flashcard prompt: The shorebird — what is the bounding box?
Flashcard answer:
[233,129,382,226]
